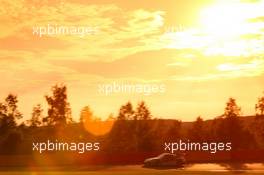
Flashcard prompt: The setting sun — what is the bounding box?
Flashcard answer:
[200,2,248,38]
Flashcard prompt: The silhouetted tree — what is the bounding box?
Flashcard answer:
[216,98,253,149]
[253,92,264,147]
[0,103,7,116]
[253,116,264,148]
[0,115,16,135]
[135,101,151,120]
[44,84,72,126]
[0,104,8,133]
[166,120,182,142]
[79,106,93,123]
[117,102,134,120]
[255,92,264,117]
[0,109,24,154]
[106,102,135,152]
[134,101,155,151]
[188,116,205,142]
[0,130,23,154]
[5,94,22,121]
[30,104,43,127]
[107,101,154,152]
[0,94,22,133]
[224,98,241,118]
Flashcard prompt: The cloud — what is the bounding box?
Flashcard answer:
[0,0,264,120]
[171,57,264,81]
[50,49,200,80]
[0,36,71,51]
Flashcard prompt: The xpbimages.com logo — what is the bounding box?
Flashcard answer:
[32,24,99,37]
[164,140,232,154]
[32,140,100,154]
[98,82,166,96]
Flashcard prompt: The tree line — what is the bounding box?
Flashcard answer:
[104,97,264,152]
[0,84,264,154]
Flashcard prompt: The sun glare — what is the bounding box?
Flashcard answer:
[164,1,264,56]
[200,2,248,38]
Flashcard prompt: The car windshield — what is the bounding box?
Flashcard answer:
[158,153,172,159]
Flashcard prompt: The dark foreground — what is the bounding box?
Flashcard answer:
[1,164,264,175]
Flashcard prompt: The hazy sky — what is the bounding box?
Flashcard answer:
[0,0,264,121]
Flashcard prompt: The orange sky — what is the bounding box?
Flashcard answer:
[0,0,264,121]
